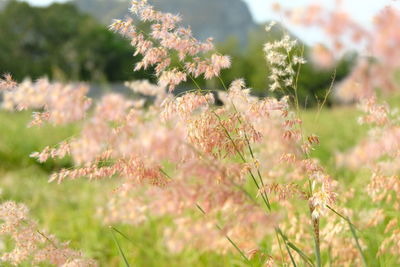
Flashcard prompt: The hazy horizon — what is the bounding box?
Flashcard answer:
[21,0,400,45]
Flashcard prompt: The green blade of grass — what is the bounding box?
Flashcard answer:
[110,227,131,267]
[348,218,367,267]
[111,226,134,243]
[277,228,315,267]
[195,204,250,264]
[275,228,297,267]
[327,205,359,231]
[280,233,297,267]
[327,205,367,266]
[312,233,321,267]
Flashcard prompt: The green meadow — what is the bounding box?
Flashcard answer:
[0,103,395,266]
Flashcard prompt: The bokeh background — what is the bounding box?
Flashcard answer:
[3,0,396,106]
[1,1,400,266]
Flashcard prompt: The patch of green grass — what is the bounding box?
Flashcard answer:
[0,105,396,266]
[302,106,399,266]
[0,111,75,171]
[0,111,240,266]
[302,106,367,165]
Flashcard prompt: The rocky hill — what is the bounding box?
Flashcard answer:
[73,0,256,45]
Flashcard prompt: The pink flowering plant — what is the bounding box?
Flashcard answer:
[2,0,400,266]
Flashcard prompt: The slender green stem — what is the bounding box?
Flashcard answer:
[348,219,367,267]
[111,227,134,243]
[195,204,251,263]
[327,206,367,266]
[313,229,321,267]
[275,230,286,265]
[234,111,272,210]
[110,227,131,267]
[326,205,359,231]
[160,168,251,262]
[276,227,316,267]
[315,69,336,122]
[159,167,172,179]
[215,77,317,266]
[328,246,332,267]
[129,20,318,267]
[183,56,312,267]
[21,220,72,262]
[217,75,228,91]
[276,228,297,267]
[211,107,272,211]
[112,227,150,250]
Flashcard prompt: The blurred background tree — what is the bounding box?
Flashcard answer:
[0,0,356,107]
[0,0,151,82]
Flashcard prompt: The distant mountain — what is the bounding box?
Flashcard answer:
[0,0,9,9]
[73,0,256,45]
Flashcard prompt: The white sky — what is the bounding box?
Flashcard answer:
[244,0,398,23]
[26,0,400,44]
[242,0,400,44]
[26,0,65,5]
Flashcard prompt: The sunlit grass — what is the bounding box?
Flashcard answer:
[0,105,396,266]
[0,111,236,266]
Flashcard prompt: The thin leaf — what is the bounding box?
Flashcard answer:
[287,242,315,267]
[281,234,297,267]
[327,206,367,266]
[195,204,250,263]
[111,227,134,243]
[275,228,298,267]
[348,218,368,267]
[110,227,131,267]
[327,205,359,231]
[312,233,321,267]
[277,228,315,267]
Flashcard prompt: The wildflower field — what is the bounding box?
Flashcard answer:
[1,1,400,266]
[0,105,373,266]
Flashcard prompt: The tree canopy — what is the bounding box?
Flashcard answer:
[0,1,149,82]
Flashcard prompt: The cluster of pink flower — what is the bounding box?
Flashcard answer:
[274,2,400,101]
[0,201,96,266]
[337,98,399,170]
[0,1,369,266]
[2,78,91,126]
[109,0,230,91]
[339,97,400,260]
[26,80,286,254]
[8,75,340,263]
[0,74,17,91]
